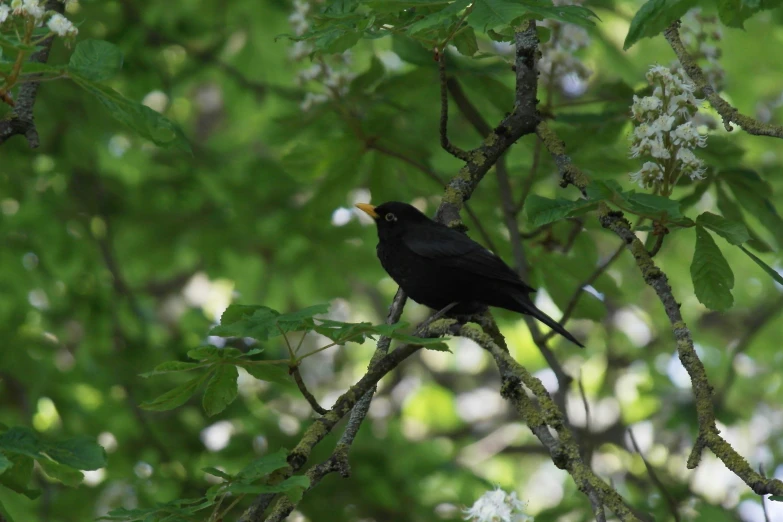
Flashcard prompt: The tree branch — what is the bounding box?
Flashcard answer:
[664,21,783,138]
[291,366,328,415]
[0,0,64,148]
[238,318,460,522]
[458,322,642,522]
[628,428,680,522]
[438,52,471,161]
[539,84,783,499]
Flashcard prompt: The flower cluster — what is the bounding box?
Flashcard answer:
[463,487,534,522]
[629,65,708,193]
[0,0,77,38]
[287,0,355,112]
[679,8,724,91]
[538,0,592,97]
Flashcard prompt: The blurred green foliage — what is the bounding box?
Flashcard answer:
[1,0,783,520]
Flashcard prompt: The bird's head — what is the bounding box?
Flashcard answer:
[355,201,430,238]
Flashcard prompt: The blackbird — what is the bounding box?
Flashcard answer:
[356,201,584,347]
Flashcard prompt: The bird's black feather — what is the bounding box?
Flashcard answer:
[360,201,583,347]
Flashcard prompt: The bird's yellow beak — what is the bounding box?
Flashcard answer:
[355,203,379,219]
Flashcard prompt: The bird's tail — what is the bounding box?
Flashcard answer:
[515,295,584,348]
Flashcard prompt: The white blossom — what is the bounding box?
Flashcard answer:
[299,92,328,111]
[15,0,44,20]
[678,8,725,90]
[628,64,709,192]
[652,114,675,133]
[47,13,77,36]
[463,487,533,522]
[630,161,664,188]
[537,0,592,94]
[672,121,707,147]
[0,4,10,23]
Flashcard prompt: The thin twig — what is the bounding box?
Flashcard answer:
[664,21,783,138]
[578,375,591,435]
[438,51,471,161]
[628,428,680,522]
[647,231,666,257]
[760,465,772,522]
[515,137,543,216]
[291,366,327,415]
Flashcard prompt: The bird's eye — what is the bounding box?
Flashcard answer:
[385,213,397,222]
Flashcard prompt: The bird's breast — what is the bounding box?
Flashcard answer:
[376,240,464,310]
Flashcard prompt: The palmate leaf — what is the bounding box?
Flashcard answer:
[0,428,106,471]
[139,373,210,412]
[209,303,329,340]
[202,365,239,416]
[69,74,191,152]
[468,0,597,31]
[695,212,750,246]
[623,0,699,50]
[690,226,734,311]
[68,39,123,82]
[739,246,783,286]
[525,195,597,227]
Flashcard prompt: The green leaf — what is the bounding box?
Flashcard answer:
[202,467,233,480]
[623,0,698,50]
[0,498,16,522]
[770,495,783,502]
[69,75,191,152]
[720,169,783,247]
[0,428,45,460]
[738,246,783,285]
[241,363,293,386]
[202,364,239,416]
[140,361,204,377]
[225,475,311,496]
[678,178,712,210]
[37,458,84,487]
[236,449,289,482]
[468,0,596,30]
[0,454,38,499]
[315,26,361,54]
[187,346,221,360]
[0,453,11,475]
[525,195,597,227]
[716,184,772,252]
[718,0,783,28]
[140,373,209,411]
[351,55,385,93]
[691,226,734,311]
[210,304,329,341]
[0,34,40,52]
[219,304,270,325]
[68,39,124,82]
[0,62,62,75]
[45,436,107,470]
[406,0,471,34]
[452,26,478,56]
[695,212,750,245]
[624,193,683,220]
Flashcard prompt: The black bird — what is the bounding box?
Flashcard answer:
[356,201,584,347]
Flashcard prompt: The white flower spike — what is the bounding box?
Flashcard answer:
[628,64,708,194]
[47,13,77,37]
[463,487,534,522]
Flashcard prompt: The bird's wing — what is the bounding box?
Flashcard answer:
[402,225,536,292]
